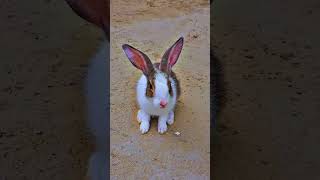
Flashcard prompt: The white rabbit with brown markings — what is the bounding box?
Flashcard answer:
[122,37,183,134]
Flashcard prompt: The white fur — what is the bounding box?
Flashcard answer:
[136,70,177,134]
[86,40,109,180]
[137,109,150,134]
[167,111,174,125]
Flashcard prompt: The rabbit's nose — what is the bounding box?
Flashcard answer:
[160,100,167,108]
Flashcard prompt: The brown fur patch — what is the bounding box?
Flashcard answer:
[145,74,155,97]
[167,78,173,96]
[170,70,181,98]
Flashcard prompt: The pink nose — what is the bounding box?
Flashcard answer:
[160,100,167,108]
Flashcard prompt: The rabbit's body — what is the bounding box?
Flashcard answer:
[122,37,184,134]
[136,64,180,133]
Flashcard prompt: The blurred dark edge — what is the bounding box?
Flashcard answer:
[64,1,110,180]
[210,0,226,177]
[65,0,110,40]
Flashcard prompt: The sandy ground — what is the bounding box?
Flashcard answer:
[110,1,210,179]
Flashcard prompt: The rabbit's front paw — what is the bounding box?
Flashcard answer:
[137,110,150,134]
[167,111,174,125]
[137,110,144,123]
[158,115,168,134]
[140,121,150,134]
[158,121,167,134]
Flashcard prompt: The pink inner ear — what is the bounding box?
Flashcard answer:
[168,39,183,67]
[124,46,147,72]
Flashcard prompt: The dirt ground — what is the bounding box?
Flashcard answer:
[110,1,210,179]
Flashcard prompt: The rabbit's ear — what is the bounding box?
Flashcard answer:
[65,0,109,35]
[160,37,184,73]
[122,44,154,76]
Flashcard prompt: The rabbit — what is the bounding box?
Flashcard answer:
[122,37,184,134]
[65,0,109,180]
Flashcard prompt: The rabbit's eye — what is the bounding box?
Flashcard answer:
[146,80,154,97]
[149,82,154,92]
[167,79,173,96]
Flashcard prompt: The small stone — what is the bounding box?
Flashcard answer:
[174,132,180,136]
